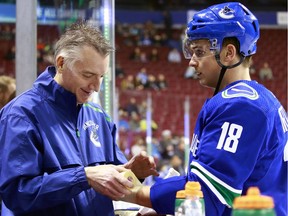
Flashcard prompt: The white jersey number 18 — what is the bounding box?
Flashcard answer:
[217,122,243,153]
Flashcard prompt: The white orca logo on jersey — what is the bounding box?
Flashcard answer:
[278,106,288,133]
[222,82,259,100]
[218,6,235,19]
[190,134,200,157]
[83,120,101,147]
[284,141,288,162]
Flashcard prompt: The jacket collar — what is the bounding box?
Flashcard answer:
[33,66,78,114]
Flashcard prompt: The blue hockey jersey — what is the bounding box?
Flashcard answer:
[0,67,128,216]
[150,80,287,216]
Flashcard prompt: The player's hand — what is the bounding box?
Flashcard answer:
[124,151,159,179]
[84,165,133,200]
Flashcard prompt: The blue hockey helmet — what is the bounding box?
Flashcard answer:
[184,2,260,59]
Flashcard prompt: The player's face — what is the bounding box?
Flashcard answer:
[57,46,109,104]
[187,40,220,88]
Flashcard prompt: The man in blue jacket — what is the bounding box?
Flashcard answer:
[0,21,158,216]
[120,2,287,216]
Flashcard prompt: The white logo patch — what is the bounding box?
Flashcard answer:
[278,106,288,133]
[218,6,235,19]
[222,83,259,100]
[83,120,101,147]
[190,134,200,157]
[284,141,288,162]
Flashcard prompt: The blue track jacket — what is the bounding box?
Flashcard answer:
[0,67,128,216]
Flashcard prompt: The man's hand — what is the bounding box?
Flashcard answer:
[124,151,159,179]
[84,165,133,200]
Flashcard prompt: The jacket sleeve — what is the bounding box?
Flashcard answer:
[0,114,90,214]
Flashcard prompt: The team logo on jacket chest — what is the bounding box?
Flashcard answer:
[83,120,101,147]
[190,134,200,157]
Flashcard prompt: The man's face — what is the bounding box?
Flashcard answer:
[56,46,109,104]
[187,39,220,89]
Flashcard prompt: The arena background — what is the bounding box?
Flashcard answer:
[0,0,287,168]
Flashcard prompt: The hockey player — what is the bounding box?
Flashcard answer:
[121,2,288,215]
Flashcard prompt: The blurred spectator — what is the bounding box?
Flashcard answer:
[129,111,141,132]
[167,48,181,63]
[0,75,16,109]
[138,100,148,118]
[131,136,146,156]
[184,66,197,79]
[156,73,168,90]
[1,24,13,40]
[115,62,126,78]
[149,48,159,61]
[175,136,185,162]
[151,137,162,162]
[124,97,139,116]
[140,32,152,46]
[158,129,174,160]
[4,45,16,61]
[147,74,159,91]
[169,154,186,176]
[118,23,135,46]
[118,108,130,132]
[130,47,141,61]
[143,20,157,39]
[259,62,273,81]
[136,67,149,89]
[140,52,148,63]
[139,117,158,132]
[121,74,135,90]
[128,24,142,38]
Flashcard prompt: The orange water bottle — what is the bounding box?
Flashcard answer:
[185,181,205,215]
[232,187,276,216]
[178,181,205,216]
[174,190,186,216]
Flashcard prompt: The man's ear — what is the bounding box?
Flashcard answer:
[56,56,64,72]
[225,44,237,60]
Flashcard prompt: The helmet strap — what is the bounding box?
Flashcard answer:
[213,54,245,96]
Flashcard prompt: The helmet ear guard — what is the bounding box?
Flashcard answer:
[184,2,260,57]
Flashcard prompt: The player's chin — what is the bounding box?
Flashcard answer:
[199,80,212,89]
[199,79,206,86]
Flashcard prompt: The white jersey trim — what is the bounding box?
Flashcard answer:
[191,168,231,207]
[222,82,259,100]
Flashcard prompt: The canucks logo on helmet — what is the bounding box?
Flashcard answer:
[218,6,235,19]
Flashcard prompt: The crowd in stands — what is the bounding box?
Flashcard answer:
[0,24,15,41]
[0,21,285,181]
[117,95,188,179]
[259,61,274,81]
[0,23,57,77]
[120,67,168,91]
[118,97,158,133]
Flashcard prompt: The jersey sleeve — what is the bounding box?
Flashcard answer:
[188,100,268,208]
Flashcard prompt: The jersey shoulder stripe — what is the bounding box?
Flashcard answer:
[190,161,242,207]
